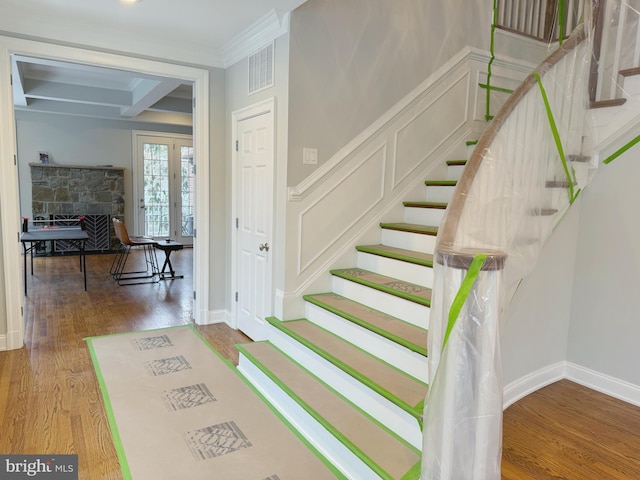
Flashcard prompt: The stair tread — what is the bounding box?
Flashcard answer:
[305,292,428,357]
[424,179,457,186]
[239,341,421,480]
[331,267,432,306]
[272,318,428,412]
[402,201,448,210]
[446,159,467,166]
[590,98,627,108]
[380,222,438,236]
[356,244,434,267]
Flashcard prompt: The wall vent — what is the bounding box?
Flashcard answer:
[248,42,274,95]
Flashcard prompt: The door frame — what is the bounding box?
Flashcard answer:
[132,131,194,244]
[230,97,276,331]
[0,36,211,350]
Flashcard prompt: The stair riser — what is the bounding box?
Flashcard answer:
[357,251,434,289]
[403,206,445,227]
[447,164,465,180]
[332,276,430,329]
[305,302,429,382]
[268,326,423,450]
[238,354,382,480]
[381,228,437,254]
[425,185,456,203]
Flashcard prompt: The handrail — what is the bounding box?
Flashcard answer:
[438,25,587,255]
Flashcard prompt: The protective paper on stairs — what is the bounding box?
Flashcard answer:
[418,1,640,477]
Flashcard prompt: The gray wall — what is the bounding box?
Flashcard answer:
[287,0,491,186]
[568,151,640,385]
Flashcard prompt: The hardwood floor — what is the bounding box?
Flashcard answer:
[2,250,640,479]
[0,250,249,479]
[502,380,640,479]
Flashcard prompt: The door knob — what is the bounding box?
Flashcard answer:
[259,243,270,252]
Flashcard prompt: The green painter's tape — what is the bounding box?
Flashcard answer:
[479,83,514,94]
[486,0,499,121]
[603,134,640,164]
[442,254,487,352]
[532,72,577,204]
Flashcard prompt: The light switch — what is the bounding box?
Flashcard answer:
[303,147,318,165]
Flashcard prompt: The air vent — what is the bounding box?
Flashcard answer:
[248,42,274,95]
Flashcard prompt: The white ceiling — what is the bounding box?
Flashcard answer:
[3,0,308,123]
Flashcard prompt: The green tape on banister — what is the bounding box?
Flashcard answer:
[486,0,498,121]
[603,135,640,164]
[441,254,487,352]
[532,72,577,204]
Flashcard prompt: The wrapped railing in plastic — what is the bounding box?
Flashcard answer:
[421,15,597,480]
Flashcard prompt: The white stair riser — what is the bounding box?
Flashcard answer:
[381,228,437,254]
[238,354,382,480]
[332,276,430,329]
[269,326,423,449]
[425,185,456,203]
[305,301,429,382]
[447,164,466,180]
[403,206,445,226]
[357,251,434,289]
[467,143,476,160]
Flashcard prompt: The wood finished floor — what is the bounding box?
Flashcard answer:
[1,251,640,479]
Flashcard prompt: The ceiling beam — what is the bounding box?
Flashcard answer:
[121,78,184,117]
[24,79,132,107]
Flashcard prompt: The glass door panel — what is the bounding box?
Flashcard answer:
[135,134,193,245]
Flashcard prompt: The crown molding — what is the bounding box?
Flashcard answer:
[220,9,290,68]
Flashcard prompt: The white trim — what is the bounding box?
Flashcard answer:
[503,362,566,409]
[230,97,276,332]
[503,361,640,410]
[0,35,211,337]
[565,362,640,408]
[221,10,290,68]
[201,309,227,326]
[0,334,6,351]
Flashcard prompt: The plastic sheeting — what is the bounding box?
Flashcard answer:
[421,1,640,478]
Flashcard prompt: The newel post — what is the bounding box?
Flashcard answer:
[421,249,506,480]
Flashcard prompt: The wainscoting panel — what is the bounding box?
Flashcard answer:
[298,145,386,273]
[393,73,469,188]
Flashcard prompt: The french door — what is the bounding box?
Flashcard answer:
[134,133,194,245]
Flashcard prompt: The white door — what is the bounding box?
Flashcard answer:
[134,133,194,245]
[236,112,274,341]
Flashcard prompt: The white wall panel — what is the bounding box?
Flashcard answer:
[298,146,386,273]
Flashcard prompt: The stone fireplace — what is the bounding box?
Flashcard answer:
[30,163,125,252]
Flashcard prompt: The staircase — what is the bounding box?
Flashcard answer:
[236,146,473,480]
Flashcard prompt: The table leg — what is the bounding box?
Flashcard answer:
[23,242,28,296]
[82,241,87,291]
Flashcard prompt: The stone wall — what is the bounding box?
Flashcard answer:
[30,163,125,251]
[30,163,124,217]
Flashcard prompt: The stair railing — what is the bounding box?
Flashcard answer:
[421,9,598,480]
[591,0,640,102]
[496,0,585,42]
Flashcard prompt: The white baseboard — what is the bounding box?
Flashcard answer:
[503,362,566,409]
[503,361,640,409]
[0,334,6,351]
[196,309,227,326]
[565,362,640,408]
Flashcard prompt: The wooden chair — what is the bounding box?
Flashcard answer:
[110,218,160,285]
